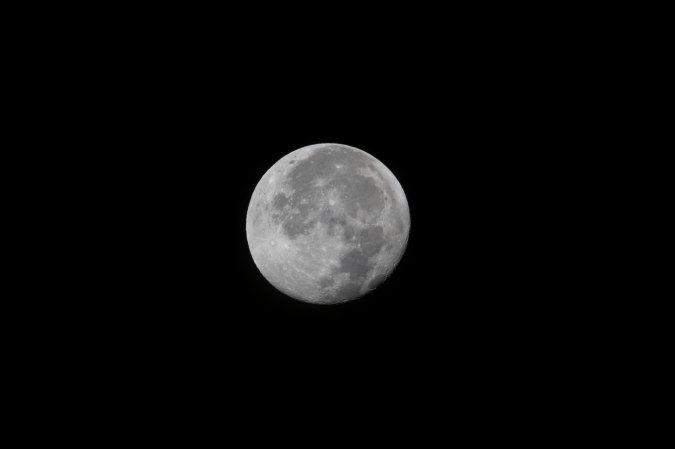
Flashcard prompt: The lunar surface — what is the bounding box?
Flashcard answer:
[246,143,410,305]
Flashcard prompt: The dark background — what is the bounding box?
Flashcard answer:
[28,8,605,435]
[89,47,573,405]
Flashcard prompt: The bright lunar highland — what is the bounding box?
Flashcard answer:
[246,143,410,305]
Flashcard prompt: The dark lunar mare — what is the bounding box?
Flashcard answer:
[272,193,288,209]
[274,145,390,300]
[276,145,387,236]
[326,224,386,300]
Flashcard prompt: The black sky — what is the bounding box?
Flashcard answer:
[43,11,596,435]
[96,51,571,385]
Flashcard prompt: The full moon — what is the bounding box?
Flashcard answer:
[246,143,410,305]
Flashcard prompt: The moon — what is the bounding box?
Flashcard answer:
[246,143,410,305]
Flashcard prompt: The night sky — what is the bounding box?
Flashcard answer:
[49,13,589,435]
